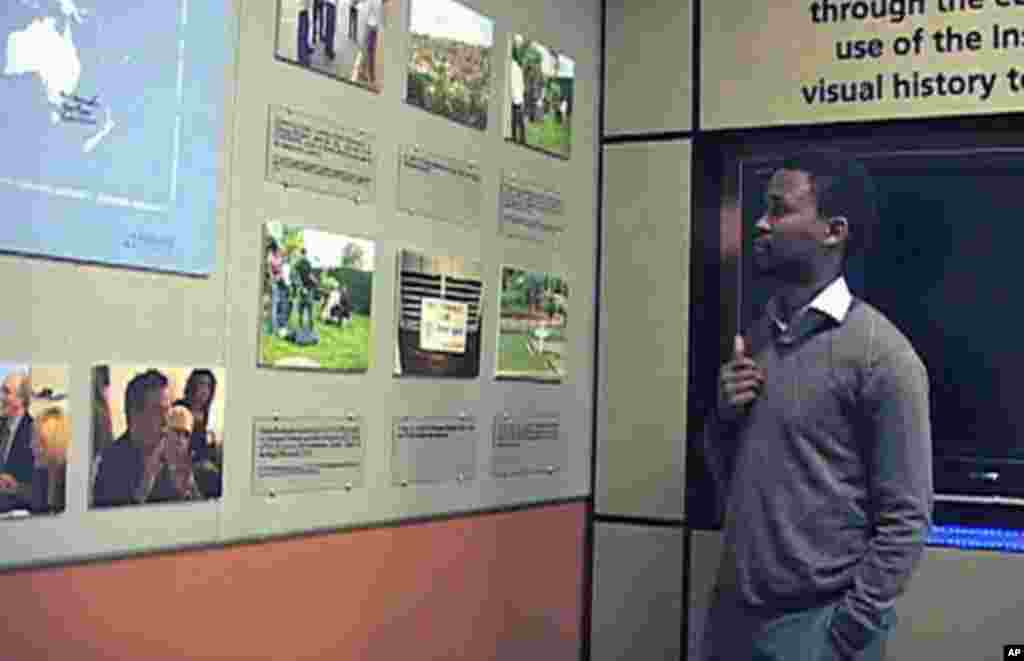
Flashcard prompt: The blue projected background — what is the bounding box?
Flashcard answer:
[0,0,233,275]
[929,525,1024,554]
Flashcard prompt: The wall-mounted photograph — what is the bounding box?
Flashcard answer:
[496,267,568,382]
[505,35,574,159]
[276,0,394,93]
[261,222,375,372]
[394,249,484,378]
[90,365,226,508]
[0,365,69,517]
[405,0,494,130]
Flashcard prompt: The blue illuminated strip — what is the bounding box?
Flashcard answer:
[928,525,1024,553]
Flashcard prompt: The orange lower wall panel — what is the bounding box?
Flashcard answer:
[0,501,587,661]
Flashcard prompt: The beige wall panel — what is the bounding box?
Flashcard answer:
[888,545,1024,661]
[702,2,1024,129]
[597,141,690,519]
[688,529,724,661]
[591,522,684,661]
[605,0,693,135]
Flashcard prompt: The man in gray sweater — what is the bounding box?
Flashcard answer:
[701,150,932,660]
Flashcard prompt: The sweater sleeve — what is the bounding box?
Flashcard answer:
[830,344,932,654]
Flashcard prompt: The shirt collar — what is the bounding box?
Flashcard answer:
[1,415,21,464]
[808,276,853,323]
[768,276,852,331]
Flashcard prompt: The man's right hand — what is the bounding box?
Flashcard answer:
[717,335,765,423]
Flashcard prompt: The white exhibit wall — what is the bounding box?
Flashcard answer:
[220,0,599,543]
[0,1,240,567]
[0,0,600,569]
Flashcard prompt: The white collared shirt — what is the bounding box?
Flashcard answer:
[771,276,852,333]
[509,59,525,105]
[1,415,22,466]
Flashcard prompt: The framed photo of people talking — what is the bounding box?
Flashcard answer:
[90,364,226,509]
[0,364,70,518]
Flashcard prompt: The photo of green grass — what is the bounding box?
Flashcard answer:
[505,34,574,159]
[261,310,372,370]
[496,266,568,382]
[260,222,375,372]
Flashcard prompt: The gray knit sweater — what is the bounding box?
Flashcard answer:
[703,296,933,652]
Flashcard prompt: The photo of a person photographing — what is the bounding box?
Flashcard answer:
[700,150,932,661]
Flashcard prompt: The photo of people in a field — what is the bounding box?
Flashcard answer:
[505,34,574,159]
[261,222,375,372]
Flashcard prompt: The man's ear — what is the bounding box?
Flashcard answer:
[823,216,849,249]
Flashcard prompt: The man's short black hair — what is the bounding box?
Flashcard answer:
[124,369,168,428]
[781,149,878,258]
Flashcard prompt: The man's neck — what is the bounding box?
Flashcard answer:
[129,428,163,457]
[774,267,842,323]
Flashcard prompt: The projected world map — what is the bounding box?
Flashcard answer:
[0,0,233,275]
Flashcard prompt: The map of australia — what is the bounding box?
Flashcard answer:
[4,0,116,151]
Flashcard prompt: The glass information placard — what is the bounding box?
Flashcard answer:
[252,416,365,495]
[267,105,376,204]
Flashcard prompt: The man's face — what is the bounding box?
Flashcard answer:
[1,374,25,418]
[752,169,829,279]
[136,386,171,444]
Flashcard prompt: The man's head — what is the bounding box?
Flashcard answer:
[1,370,31,418]
[753,150,877,281]
[124,369,170,445]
